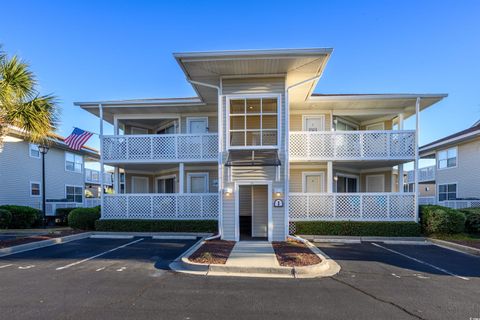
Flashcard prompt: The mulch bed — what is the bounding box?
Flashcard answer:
[0,230,84,249]
[272,240,322,267]
[189,240,236,265]
[448,240,480,250]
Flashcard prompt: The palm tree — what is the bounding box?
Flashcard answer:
[0,46,59,145]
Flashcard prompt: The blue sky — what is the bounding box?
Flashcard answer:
[2,0,479,150]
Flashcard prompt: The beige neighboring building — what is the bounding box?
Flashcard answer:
[75,48,446,241]
[416,121,480,208]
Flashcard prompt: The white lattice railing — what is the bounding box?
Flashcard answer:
[418,196,436,205]
[102,133,218,162]
[289,130,415,161]
[84,198,101,207]
[102,193,219,220]
[289,193,416,221]
[45,202,82,216]
[85,169,113,186]
[407,166,435,183]
[438,200,480,209]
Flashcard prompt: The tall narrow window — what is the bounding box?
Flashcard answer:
[229,97,278,148]
[29,144,40,158]
[30,182,41,196]
[65,152,83,173]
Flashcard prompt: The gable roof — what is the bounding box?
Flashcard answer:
[420,121,480,154]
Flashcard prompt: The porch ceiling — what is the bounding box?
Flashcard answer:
[333,160,411,170]
[115,162,217,173]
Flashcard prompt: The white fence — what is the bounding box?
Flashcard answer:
[418,197,480,209]
[418,196,436,205]
[102,133,218,162]
[289,130,415,161]
[102,193,219,219]
[407,166,435,184]
[45,199,101,216]
[85,169,113,186]
[289,193,416,221]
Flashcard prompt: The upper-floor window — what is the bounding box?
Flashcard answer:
[29,144,40,158]
[437,147,457,169]
[65,152,83,173]
[228,97,279,148]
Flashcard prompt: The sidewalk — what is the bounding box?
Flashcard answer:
[225,241,279,267]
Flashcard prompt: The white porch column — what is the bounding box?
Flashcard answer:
[397,113,405,192]
[414,98,421,222]
[179,162,185,193]
[114,167,120,194]
[99,104,104,216]
[327,161,333,193]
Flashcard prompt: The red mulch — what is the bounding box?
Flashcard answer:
[449,240,480,250]
[189,240,236,265]
[272,240,322,267]
[0,230,84,249]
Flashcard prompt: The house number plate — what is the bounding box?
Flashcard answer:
[274,199,284,207]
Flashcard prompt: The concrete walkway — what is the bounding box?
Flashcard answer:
[225,241,279,267]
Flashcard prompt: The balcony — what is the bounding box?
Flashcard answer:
[289,192,416,221]
[85,168,113,186]
[102,193,219,219]
[102,133,218,163]
[407,165,435,183]
[289,130,415,161]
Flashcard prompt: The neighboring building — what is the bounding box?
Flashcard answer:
[0,126,111,214]
[413,121,480,209]
[75,48,446,241]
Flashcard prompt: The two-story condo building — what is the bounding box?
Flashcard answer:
[0,126,111,215]
[75,48,446,241]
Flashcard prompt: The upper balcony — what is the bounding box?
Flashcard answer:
[406,165,435,184]
[102,133,218,163]
[289,130,416,162]
[85,168,113,186]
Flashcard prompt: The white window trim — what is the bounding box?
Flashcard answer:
[64,152,83,174]
[437,182,458,202]
[436,146,458,170]
[226,94,282,150]
[335,172,360,192]
[302,171,325,193]
[186,117,209,134]
[366,122,385,130]
[155,174,177,193]
[29,143,40,159]
[365,174,385,192]
[186,172,209,193]
[130,126,149,135]
[65,184,84,203]
[30,181,41,197]
[131,176,149,193]
[302,115,326,132]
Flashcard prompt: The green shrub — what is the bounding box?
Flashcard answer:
[293,221,421,237]
[0,205,41,228]
[0,209,12,229]
[68,207,101,230]
[420,205,466,234]
[95,219,217,233]
[55,207,77,226]
[458,208,480,234]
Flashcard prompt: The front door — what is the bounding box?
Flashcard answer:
[132,176,149,193]
[304,116,325,132]
[238,185,268,240]
[188,118,208,133]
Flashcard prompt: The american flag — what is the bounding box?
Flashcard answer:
[64,127,93,150]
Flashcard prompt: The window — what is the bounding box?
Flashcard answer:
[334,118,358,131]
[29,144,40,158]
[119,173,126,194]
[336,175,358,193]
[229,97,278,148]
[439,183,457,201]
[437,147,457,169]
[366,122,385,130]
[66,185,83,203]
[30,182,41,196]
[156,175,176,193]
[65,152,83,173]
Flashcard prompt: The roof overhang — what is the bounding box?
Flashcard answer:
[174,48,333,103]
[420,128,480,156]
[291,93,447,124]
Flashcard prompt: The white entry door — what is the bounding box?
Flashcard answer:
[132,176,149,193]
[187,117,208,133]
[366,174,385,192]
[303,173,325,193]
[304,116,325,132]
[188,173,208,193]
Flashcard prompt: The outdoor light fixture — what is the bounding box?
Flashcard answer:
[274,187,283,197]
[333,176,338,181]
[224,187,233,196]
[38,144,50,228]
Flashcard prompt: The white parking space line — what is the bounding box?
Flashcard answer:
[18,265,35,269]
[90,235,134,239]
[56,238,144,271]
[0,264,13,269]
[152,235,197,240]
[371,243,469,281]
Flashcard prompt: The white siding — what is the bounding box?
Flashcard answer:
[0,135,86,209]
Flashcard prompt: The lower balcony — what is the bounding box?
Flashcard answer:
[289,192,416,221]
[102,193,219,220]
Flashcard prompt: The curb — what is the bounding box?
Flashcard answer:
[300,235,428,244]
[0,232,93,257]
[170,238,341,279]
[429,238,480,256]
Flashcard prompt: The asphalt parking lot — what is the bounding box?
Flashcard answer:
[0,238,479,320]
